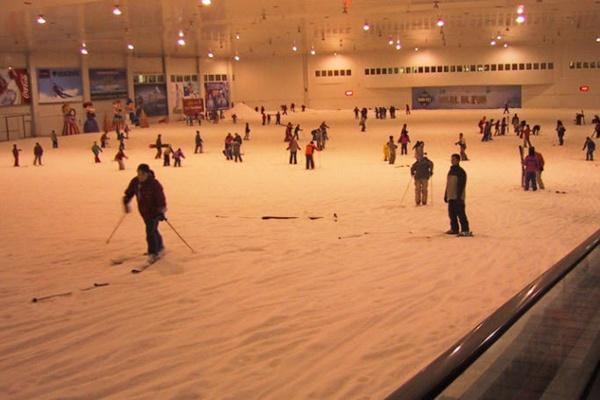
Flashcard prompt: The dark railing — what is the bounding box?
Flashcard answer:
[0,113,32,141]
[385,228,600,400]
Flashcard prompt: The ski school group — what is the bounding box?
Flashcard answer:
[7,103,600,268]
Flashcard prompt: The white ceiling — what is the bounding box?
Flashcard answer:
[1,0,599,58]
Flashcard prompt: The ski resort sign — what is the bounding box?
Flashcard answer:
[412,85,521,109]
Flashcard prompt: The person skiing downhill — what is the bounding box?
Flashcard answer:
[123,164,167,263]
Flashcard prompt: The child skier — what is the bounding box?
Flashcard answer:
[399,125,410,155]
[91,141,102,163]
[388,136,398,165]
[173,148,185,167]
[455,133,468,161]
[522,147,540,191]
[50,130,59,148]
[115,148,128,170]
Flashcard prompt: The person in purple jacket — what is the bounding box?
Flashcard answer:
[522,147,540,191]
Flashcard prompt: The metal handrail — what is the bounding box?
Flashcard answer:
[385,228,600,400]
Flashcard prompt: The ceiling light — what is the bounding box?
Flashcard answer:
[178,30,184,38]
[596,36,600,43]
[490,40,496,46]
[414,47,419,52]
[515,15,526,24]
[395,44,401,50]
[436,18,445,27]
[127,44,135,50]
[496,35,502,40]
[310,49,316,55]
[235,33,240,40]
[177,38,186,46]
[503,43,509,48]
[388,39,394,45]
[80,47,88,55]
[36,15,47,24]
[292,45,298,51]
[201,0,212,5]
[517,5,525,15]
[112,5,122,16]
[362,22,370,31]
[234,55,240,61]
[208,52,214,58]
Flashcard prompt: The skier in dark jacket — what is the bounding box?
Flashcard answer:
[123,164,167,262]
[583,137,595,161]
[33,143,44,166]
[444,154,471,236]
[12,144,21,167]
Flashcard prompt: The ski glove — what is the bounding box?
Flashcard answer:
[157,213,167,221]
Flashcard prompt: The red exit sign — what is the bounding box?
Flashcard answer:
[580,85,590,92]
[345,90,354,96]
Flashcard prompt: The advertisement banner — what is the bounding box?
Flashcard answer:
[134,83,168,117]
[90,69,128,100]
[412,85,521,110]
[204,82,230,111]
[183,98,204,116]
[168,78,201,116]
[37,68,83,103]
[0,68,31,106]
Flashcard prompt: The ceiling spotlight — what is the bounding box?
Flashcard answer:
[503,43,509,48]
[490,40,496,46]
[596,36,600,43]
[388,39,394,45]
[234,55,240,61]
[310,49,316,55]
[515,15,526,24]
[80,47,88,55]
[362,22,370,31]
[496,35,502,40]
[208,52,214,58]
[127,44,135,50]
[201,0,212,5]
[517,5,525,15]
[36,15,47,24]
[177,38,186,46]
[235,33,240,40]
[414,47,420,51]
[436,18,445,27]
[112,5,122,16]
[292,45,298,51]
[395,44,401,50]
[178,30,184,38]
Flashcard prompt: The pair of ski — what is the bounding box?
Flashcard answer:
[111,255,161,274]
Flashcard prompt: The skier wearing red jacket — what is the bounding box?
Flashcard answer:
[305,141,319,170]
[123,164,167,262]
[522,148,540,191]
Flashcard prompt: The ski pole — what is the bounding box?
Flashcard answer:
[106,213,127,244]
[165,219,196,253]
[400,176,412,205]
[430,178,434,206]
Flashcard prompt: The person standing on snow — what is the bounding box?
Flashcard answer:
[522,147,540,191]
[12,144,21,167]
[411,154,434,206]
[91,141,103,163]
[444,154,471,236]
[583,137,595,161]
[123,164,167,263]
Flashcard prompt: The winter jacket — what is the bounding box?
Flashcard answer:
[399,133,410,144]
[523,155,540,173]
[305,143,318,156]
[445,165,467,201]
[92,144,102,155]
[411,157,434,180]
[123,174,166,220]
[583,139,596,151]
[34,145,43,156]
[287,140,301,152]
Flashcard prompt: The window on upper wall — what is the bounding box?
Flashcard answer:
[327,70,333,76]
[394,67,399,74]
[450,65,456,72]
[443,65,449,72]
[375,68,380,74]
[387,68,393,74]
[548,62,554,69]
[315,71,321,77]
[370,68,376,75]
[505,63,511,70]
[424,66,430,73]
[382,68,387,74]
[192,75,198,81]
[418,66,424,73]
[583,62,589,68]
[576,62,582,69]
[405,67,412,74]
[568,62,575,69]
[347,69,352,76]
[340,70,346,76]
[519,63,525,70]
[591,62,596,69]
[484,64,490,71]
[365,68,370,75]
[498,64,504,71]
[470,64,476,72]
[541,63,547,70]
[431,65,436,72]
[526,63,532,70]
[533,63,539,70]
[491,64,497,71]
[334,70,339,76]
